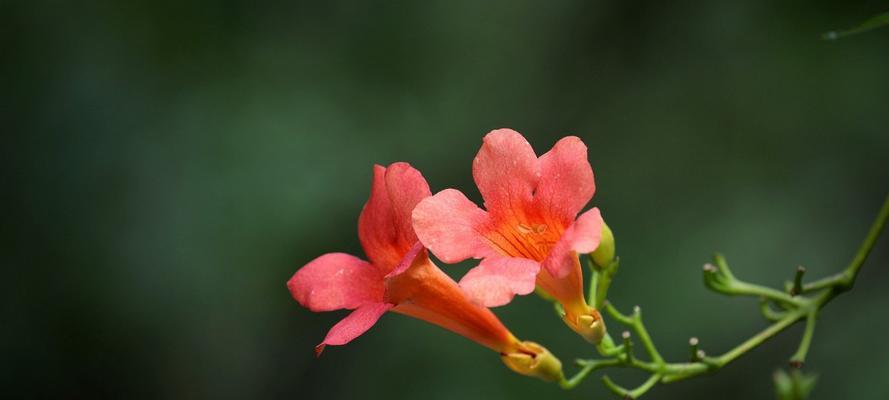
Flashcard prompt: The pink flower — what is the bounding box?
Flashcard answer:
[412,129,606,342]
[287,162,563,380]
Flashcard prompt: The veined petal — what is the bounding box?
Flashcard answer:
[541,208,603,279]
[315,302,393,356]
[412,189,492,263]
[288,253,384,312]
[358,163,432,274]
[458,257,540,307]
[535,136,595,224]
[472,129,540,216]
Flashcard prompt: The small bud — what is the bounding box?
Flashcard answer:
[790,266,806,296]
[563,308,607,344]
[702,258,738,295]
[689,337,700,361]
[501,341,564,382]
[621,331,633,363]
[591,221,615,270]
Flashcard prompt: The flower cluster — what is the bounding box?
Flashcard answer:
[288,129,611,382]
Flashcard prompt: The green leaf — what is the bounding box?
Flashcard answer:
[823,12,889,40]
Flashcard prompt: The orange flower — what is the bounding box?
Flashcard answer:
[412,129,606,343]
[288,162,562,380]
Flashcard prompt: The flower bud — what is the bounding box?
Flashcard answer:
[501,341,564,382]
[563,307,607,344]
[702,255,739,294]
[591,221,615,270]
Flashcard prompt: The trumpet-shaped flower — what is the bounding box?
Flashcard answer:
[412,129,606,342]
[288,162,563,381]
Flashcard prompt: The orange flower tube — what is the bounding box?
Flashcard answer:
[287,162,563,381]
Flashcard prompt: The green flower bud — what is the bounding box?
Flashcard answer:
[591,221,615,270]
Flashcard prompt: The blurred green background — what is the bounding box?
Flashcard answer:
[3,1,888,399]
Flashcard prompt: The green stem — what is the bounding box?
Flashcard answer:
[561,194,889,397]
[714,310,803,366]
[660,310,803,383]
[560,358,621,389]
[596,334,625,357]
[605,302,664,363]
[730,280,804,307]
[629,374,662,399]
[758,298,788,322]
[789,311,817,367]
[593,257,620,309]
[710,254,804,307]
[589,267,599,305]
[603,374,661,399]
[803,194,889,293]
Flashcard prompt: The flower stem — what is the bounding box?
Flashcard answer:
[561,194,889,398]
[591,257,620,309]
[789,311,817,368]
[803,194,889,294]
[758,297,788,322]
[560,358,623,389]
[602,373,661,399]
[605,302,664,363]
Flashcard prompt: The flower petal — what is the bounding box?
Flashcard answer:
[288,253,384,312]
[535,136,595,224]
[385,241,425,278]
[542,208,603,279]
[315,302,394,356]
[458,257,540,307]
[388,258,518,352]
[472,129,540,216]
[358,162,432,273]
[412,188,493,263]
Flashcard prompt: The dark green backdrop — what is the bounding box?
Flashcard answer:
[4,1,888,399]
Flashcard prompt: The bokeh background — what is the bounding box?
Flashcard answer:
[4,1,888,399]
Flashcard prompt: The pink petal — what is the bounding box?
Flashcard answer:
[542,208,603,278]
[315,302,394,356]
[385,241,425,278]
[358,163,432,273]
[535,136,595,225]
[458,256,540,307]
[412,189,493,263]
[472,129,540,216]
[288,253,384,312]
